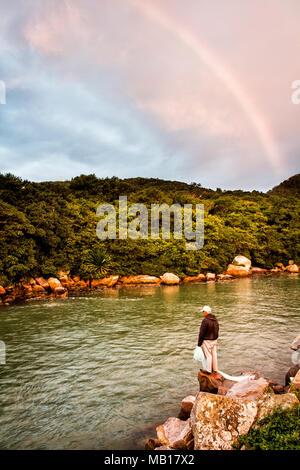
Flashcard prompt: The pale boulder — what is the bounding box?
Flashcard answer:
[233,255,252,269]
[226,376,270,401]
[206,273,216,281]
[285,264,299,273]
[156,417,193,449]
[190,392,258,450]
[160,273,180,285]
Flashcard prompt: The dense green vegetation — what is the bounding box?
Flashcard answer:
[0,172,299,285]
[233,404,300,450]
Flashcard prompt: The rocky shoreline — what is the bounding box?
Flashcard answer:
[0,255,298,307]
[144,365,300,450]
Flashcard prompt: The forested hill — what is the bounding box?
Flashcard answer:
[0,173,299,285]
[268,173,300,196]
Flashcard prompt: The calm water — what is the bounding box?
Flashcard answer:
[0,275,299,449]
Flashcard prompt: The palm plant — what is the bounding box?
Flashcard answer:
[82,248,113,279]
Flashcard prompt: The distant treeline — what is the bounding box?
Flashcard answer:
[0,172,299,285]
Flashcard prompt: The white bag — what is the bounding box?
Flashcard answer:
[193,346,206,369]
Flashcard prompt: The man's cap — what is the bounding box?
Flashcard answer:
[201,305,211,313]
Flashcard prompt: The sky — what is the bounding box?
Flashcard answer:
[0,0,299,191]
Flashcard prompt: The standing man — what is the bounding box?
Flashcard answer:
[198,305,219,374]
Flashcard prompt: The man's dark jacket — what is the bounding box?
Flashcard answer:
[198,314,219,346]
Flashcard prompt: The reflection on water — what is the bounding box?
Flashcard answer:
[0,274,299,449]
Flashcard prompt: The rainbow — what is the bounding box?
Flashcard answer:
[128,0,282,171]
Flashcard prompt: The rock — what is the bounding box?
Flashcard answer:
[285,264,299,273]
[289,259,294,265]
[190,392,258,450]
[198,370,224,394]
[255,393,299,425]
[29,278,36,286]
[232,255,252,269]
[290,370,300,390]
[285,364,300,386]
[145,438,161,450]
[32,285,46,295]
[218,378,237,396]
[206,273,216,281]
[91,276,119,288]
[276,263,285,270]
[269,382,285,394]
[54,286,66,295]
[36,277,50,289]
[48,277,63,293]
[72,277,88,289]
[119,275,160,285]
[22,283,33,295]
[182,274,205,283]
[178,395,196,420]
[226,376,270,401]
[226,264,251,277]
[217,274,233,280]
[154,446,173,450]
[156,417,193,450]
[0,286,6,296]
[251,267,267,274]
[160,273,180,285]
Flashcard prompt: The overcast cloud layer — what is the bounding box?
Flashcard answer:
[0,0,299,190]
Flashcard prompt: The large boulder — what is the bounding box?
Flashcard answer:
[255,393,299,425]
[156,417,193,449]
[285,264,299,273]
[232,255,252,269]
[206,273,216,281]
[226,264,251,277]
[190,392,258,450]
[160,273,180,285]
[178,395,196,420]
[48,278,66,295]
[91,276,119,288]
[119,275,160,285]
[226,373,270,400]
[48,277,63,292]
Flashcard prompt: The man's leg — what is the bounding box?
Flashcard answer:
[201,340,212,373]
[211,340,218,372]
